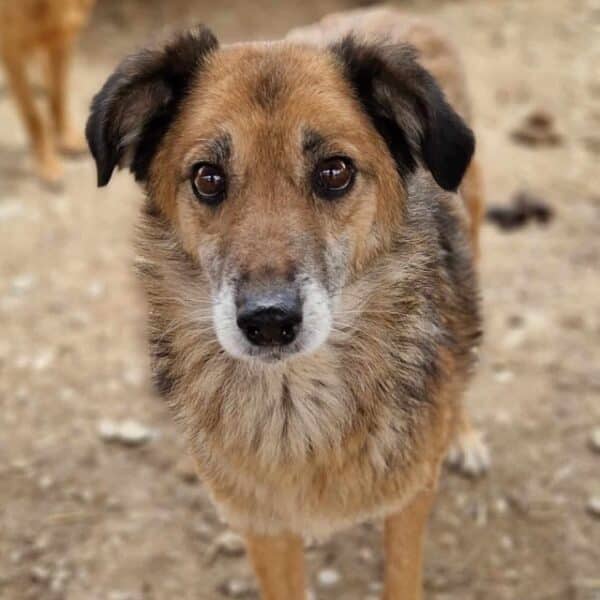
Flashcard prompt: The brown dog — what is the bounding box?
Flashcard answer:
[87,8,487,599]
[0,0,95,185]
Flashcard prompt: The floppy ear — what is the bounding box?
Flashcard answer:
[332,36,474,192]
[86,25,218,186]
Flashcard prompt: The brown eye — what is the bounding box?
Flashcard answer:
[313,157,355,199]
[191,163,226,205]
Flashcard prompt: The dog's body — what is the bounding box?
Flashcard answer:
[87,8,485,598]
[0,0,94,184]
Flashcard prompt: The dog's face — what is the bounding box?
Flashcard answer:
[87,27,474,363]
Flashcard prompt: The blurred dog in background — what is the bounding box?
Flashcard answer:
[0,0,95,186]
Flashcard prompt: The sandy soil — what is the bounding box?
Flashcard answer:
[0,1,599,599]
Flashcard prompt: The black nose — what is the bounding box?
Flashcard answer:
[237,294,302,347]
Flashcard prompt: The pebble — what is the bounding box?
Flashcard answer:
[500,535,514,551]
[494,497,509,515]
[493,369,514,384]
[32,349,55,371]
[30,566,50,583]
[317,568,341,587]
[586,496,600,518]
[38,475,53,490]
[122,367,145,387]
[87,281,105,298]
[0,201,25,221]
[218,577,257,598]
[194,521,213,539]
[11,274,36,294]
[108,592,140,600]
[358,546,375,563]
[589,428,600,453]
[213,530,246,557]
[98,419,157,446]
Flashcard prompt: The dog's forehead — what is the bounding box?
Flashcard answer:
[206,42,346,105]
[180,42,369,145]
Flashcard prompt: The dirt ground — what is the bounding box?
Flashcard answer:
[1,0,599,599]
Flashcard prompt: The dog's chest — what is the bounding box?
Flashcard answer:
[191,349,354,467]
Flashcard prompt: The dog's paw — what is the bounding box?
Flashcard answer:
[58,130,88,157]
[446,428,490,478]
[38,157,64,191]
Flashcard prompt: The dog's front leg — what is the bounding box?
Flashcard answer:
[46,36,87,156]
[245,531,306,600]
[383,486,436,600]
[1,48,61,184]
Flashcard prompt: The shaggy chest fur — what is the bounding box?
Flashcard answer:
[135,176,480,536]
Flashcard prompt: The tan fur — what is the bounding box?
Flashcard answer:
[90,8,486,599]
[0,0,94,184]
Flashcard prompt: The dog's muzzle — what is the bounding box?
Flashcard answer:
[236,288,303,347]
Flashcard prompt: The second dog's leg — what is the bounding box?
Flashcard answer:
[46,37,87,155]
[383,486,436,600]
[1,49,61,183]
[246,531,306,600]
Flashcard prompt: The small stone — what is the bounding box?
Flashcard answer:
[358,546,375,563]
[98,419,156,447]
[194,521,213,539]
[589,428,600,453]
[502,328,526,350]
[500,535,514,550]
[122,367,144,387]
[11,274,36,293]
[30,566,50,583]
[50,568,70,593]
[87,281,105,298]
[218,577,257,598]
[213,530,246,557]
[494,497,509,515]
[494,369,514,384]
[108,592,139,600]
[38,475,53,490]
[317,568,341,588]
[32,350,55,371]
[0,201,25,221]
[586,496,600,518]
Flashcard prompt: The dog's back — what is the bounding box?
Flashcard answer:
[0,0,95,184]
[0,0,94,52]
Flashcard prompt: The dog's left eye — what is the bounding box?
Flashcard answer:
[313,157,355,199]
[191,163,226,205]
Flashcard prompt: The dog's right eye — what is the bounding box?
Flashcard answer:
[191,163,226,205]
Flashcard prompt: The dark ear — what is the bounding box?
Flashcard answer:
[331,37,474,192]
[86,26,218,186]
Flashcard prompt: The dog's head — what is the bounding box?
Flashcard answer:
[87,26,474,364]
